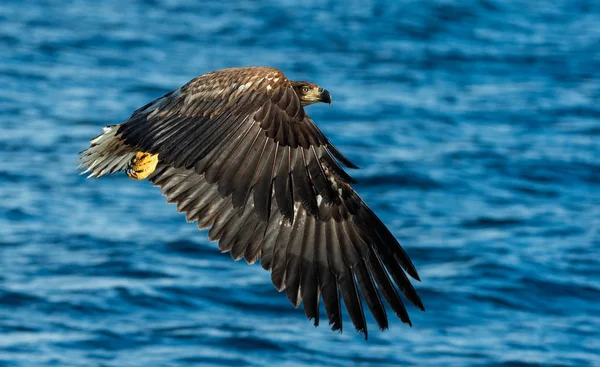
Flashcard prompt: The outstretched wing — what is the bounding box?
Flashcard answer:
[117,67,423,337]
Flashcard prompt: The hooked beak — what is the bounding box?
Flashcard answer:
[319,88,332,105]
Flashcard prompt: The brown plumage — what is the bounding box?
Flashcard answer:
[77,66,424,339]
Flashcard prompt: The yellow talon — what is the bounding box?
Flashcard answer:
[127,152,159,180]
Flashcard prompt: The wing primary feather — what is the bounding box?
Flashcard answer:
[338,271,368,338]
[354,262,388,330]
[159,116,213,165]
[207,200,237,242]
[326,143,359,169]
[218,125,262,198]
[292,149,318,217]
[218,204,254,254]
[232,132,268,209]
[366,247,412,326]
[301,215,320,325]
[259,204,284,271]
[147,164,171,184]
[243,219,268,264]
[373,237,425,311]
[183,194,214,224]
[320,147,357,184]
[175,182,209,215]
[183,113,249,169]
[336,221,361,268]
[327,221,367,336]
[308,146,335,203]
[129,114,185,152]
[152,117,200,158]
[270,218,294,291]
[195,191,229,230]
[252,141,276,222]
[365,205,421,281]
[181,109,249,168]
[274,146,294,222]
[203,121,255,184]
[337,218,389,330]
[194,116,250,175]
[230,204,262,261]
[275,109,290,146]
[193,112,252,160]
[316,220,342,331]
[254,99,272,128]
[164,172,204,204]
[169,113,231,167]
[298,113,356,169]
[287,120,298,148]
[284,207,307,307]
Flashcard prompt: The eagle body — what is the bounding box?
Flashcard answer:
[78,66,423,338]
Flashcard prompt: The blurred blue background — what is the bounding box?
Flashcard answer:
[1,0,599,366]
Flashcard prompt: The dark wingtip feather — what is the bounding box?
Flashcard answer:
[411,270,422,282]
[353,262,388,331]
[327,143,359,169]
[395,252,421,282]
[413,295,426,312]
[364,204,422,282]
[347,161,360,170]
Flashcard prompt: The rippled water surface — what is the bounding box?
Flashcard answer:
[1,0,599,366]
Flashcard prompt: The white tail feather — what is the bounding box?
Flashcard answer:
[77,124,137,178]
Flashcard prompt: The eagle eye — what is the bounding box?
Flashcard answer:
[301,86,310,94]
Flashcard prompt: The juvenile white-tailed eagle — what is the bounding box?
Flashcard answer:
[78,66,424,338]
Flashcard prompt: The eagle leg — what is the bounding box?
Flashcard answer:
[127,152,159,180]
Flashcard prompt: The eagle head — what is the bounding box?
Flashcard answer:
[291,81,332,106]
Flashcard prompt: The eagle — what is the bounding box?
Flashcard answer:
[78,66,424,338]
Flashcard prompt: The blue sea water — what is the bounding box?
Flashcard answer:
[1,0,599,366]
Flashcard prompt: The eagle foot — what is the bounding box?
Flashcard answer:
[126,152,159,180]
